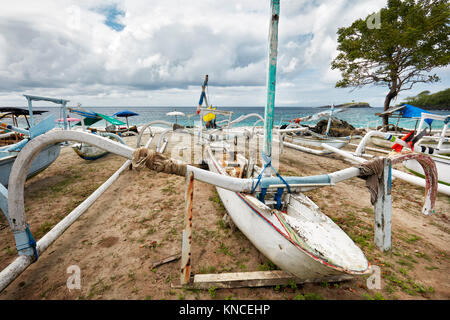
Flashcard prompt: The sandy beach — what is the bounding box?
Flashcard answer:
[0,133,448,300]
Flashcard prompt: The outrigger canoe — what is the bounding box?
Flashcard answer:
[205,144,370,278]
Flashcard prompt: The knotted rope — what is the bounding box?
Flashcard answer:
[132,147,187,176]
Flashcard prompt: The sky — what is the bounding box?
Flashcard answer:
[0,0,448,107]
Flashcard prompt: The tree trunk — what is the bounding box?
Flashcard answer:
[382,89,397,131]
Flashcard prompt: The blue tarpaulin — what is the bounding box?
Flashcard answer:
[400,104,433,126]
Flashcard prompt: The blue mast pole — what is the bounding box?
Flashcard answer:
[263,0,280,175]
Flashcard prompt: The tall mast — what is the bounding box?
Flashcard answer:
[263,0,280,172]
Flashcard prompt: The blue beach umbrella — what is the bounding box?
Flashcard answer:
[113,110,139,128]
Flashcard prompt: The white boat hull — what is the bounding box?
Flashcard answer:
[206,147,369,279]
[0,144,61,186]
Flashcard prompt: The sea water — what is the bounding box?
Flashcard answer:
[15,106,450,130]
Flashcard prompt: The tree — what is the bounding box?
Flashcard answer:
[331,0,450,129]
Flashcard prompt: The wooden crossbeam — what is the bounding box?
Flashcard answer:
[172,270,353,289]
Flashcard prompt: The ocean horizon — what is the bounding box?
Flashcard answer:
[9,105,450,130]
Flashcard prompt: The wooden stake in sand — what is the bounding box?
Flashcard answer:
[180,171,194,285]
[373,158,392,252]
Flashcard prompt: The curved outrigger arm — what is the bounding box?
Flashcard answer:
[156,128,172,153]
[136,120,174,148]
[6,131,134,257]
[355,131,409,157]
[229,113,265,126]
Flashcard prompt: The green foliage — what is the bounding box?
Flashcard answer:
[208,286,217,298]
[293,292,325,300]
[402,88,450,110]
[258,260,279,271]
[364,292,385,300]
[331,0,450,116]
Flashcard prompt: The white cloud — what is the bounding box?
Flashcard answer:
[0,0,447,107]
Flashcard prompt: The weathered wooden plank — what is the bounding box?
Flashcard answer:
[172,270,353,289]
[150,253,181,270]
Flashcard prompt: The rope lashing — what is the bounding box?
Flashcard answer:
[132,148,187,176]
[251,162,270,194]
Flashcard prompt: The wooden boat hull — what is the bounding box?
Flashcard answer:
[0,143,61,186]
[403,154,450,186]
[206,147,369,279]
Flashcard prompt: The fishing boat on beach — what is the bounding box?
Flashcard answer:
[362,105,450,185]
[371,104,449,149]
[66,105,127,160]
[0,107,48,146]
[281,105,357,155]
[0,0,441,294]
[402,112,450,186]
[197,2,370,279]
[0,96,61,187]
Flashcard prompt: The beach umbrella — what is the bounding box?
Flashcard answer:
[56,117,81,130]
[113,110,139,128]
[166,110,185,124]
[56,117,81,122]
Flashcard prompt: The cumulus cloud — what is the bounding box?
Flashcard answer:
[0,0,447,107]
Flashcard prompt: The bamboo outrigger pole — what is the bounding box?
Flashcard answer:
[262,0,280,175]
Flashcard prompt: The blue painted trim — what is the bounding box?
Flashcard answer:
[258,188,267,203]
[259,174,331,189]
[4,139,29,152]
[274,187,283,209]
[14,225,38,259]
[29,115,55,138]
